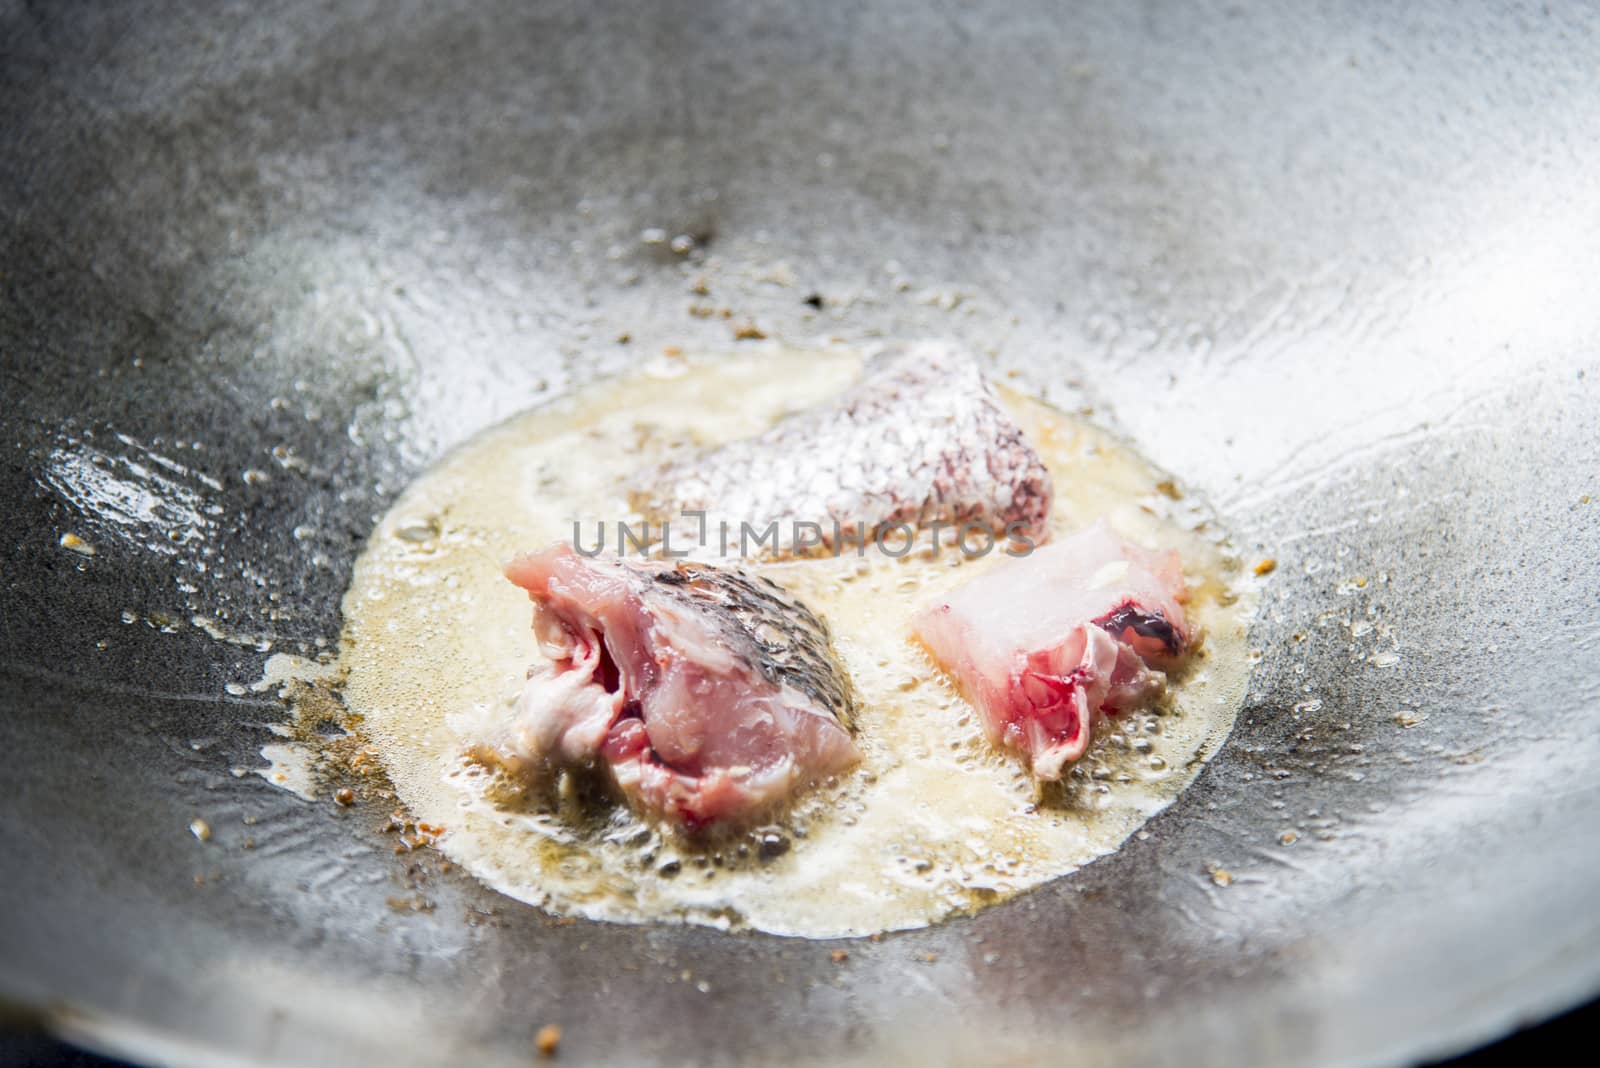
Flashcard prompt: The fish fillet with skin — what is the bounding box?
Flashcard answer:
[913,522,1195,780]
[630,341,1053,558]
[471,543,860,830]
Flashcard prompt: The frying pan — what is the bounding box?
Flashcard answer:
[3,1,1598,1064]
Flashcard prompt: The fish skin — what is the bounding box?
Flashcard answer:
[647,563,857,732]
[474,544,859,829]
[630,341,1053,559]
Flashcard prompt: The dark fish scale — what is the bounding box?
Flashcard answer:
[649,563,857,730]
[1096,602,1182,657]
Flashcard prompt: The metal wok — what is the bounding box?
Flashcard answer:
[3,1,1598,1064]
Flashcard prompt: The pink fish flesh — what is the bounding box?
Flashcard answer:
[475,543,860,830]
[912,521,1194,780]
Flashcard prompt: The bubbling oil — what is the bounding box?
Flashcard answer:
[339,346,1255,937]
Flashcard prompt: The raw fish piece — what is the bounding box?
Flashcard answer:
[913,522,1193,779]
[631,341,1052,558]
[471,543,860,829]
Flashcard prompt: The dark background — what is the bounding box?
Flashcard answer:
[5,1004,1598,1068]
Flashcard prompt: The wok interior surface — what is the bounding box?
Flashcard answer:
[3,1,1599,1064]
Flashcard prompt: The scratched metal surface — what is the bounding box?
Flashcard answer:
[2,1,1598,1065]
